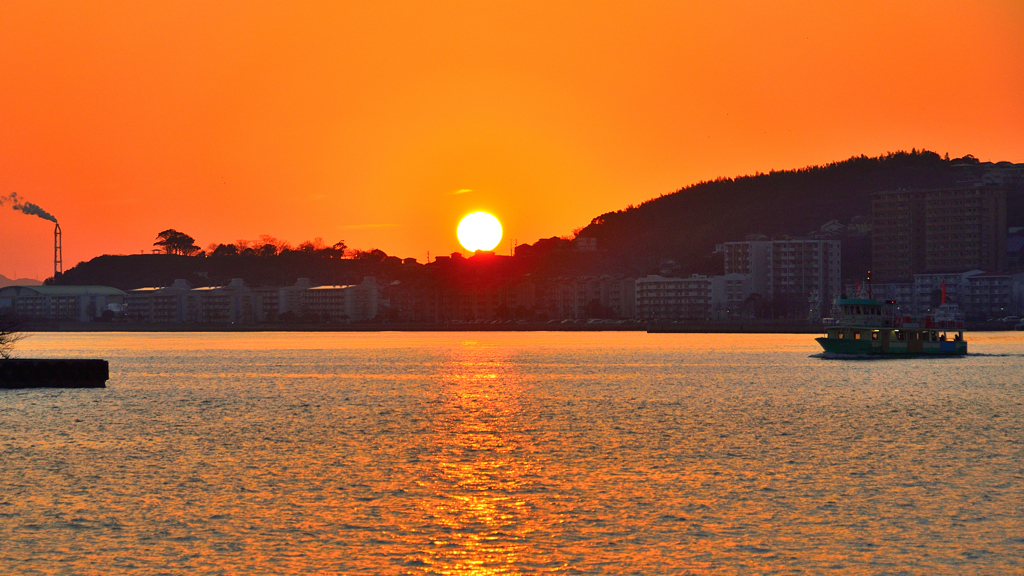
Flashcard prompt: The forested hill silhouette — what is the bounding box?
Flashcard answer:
[53,250,404,291]
[49,150,1017,290]
[576,150,1007,276]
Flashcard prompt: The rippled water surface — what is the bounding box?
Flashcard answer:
[1,331,1022,574]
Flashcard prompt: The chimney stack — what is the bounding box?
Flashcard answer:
[54,222,62,278]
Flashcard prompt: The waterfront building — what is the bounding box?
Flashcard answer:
[192,278,254,323]
[0,285,126,322]
[126,279,194,322]
[252,278,312,322]
[301,276,378,322]
[912,271,982,315]
[963,272,1023,320]
[543,275,636,320]
[710,273,754,319]
[635,274,713,321]
[852,282,916,314]
[847,271,1024,319]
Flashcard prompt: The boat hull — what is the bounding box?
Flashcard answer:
[816,337,967,356]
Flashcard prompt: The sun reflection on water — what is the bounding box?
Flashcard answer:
[416,343,537,575]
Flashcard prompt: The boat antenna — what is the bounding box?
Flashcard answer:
[866,270,873,299]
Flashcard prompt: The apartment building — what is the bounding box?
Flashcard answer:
[635,274,713,321]
[716,238,841,317]
[711,273,754,319]
[192,278,254,323]
[252,278,312,322]
[544,275,636,320]
[126,279,194,322]
[0,285,126,322]
[872,187,1007,282]
[718,240,771,296]
[302,276,378,322]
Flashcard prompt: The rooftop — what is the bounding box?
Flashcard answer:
[0,285,126,297]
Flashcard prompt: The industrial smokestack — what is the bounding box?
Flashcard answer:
[1,192,61,279]
[54,223,62,278]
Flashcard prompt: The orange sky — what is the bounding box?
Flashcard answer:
[1,1,1022,280]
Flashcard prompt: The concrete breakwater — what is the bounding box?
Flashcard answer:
[0,359,108,389]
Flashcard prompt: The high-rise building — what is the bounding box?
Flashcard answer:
[872,187,1006,282]
[718,240,771,296]
[766,239,842,310]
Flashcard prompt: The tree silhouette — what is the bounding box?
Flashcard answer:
[210,243,239,257]
[154,229,201,256]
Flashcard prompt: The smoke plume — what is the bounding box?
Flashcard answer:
[0,192,58,223]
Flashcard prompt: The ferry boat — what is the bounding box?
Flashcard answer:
[816,298,967,356]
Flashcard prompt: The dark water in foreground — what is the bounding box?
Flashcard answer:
[1,332,1022,575]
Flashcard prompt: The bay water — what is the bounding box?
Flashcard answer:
[1,331,1022,574]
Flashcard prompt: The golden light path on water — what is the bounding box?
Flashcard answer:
[1,332,1023,574]
[417,343,533,573]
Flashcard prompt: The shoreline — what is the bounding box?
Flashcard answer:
[15,321,1015,334]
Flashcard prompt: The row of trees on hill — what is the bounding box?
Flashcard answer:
[153,229,393,261]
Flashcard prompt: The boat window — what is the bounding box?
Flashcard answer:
[871,331,878,340]
[854,331,861,340]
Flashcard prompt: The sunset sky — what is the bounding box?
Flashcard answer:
[1,1,1022,280]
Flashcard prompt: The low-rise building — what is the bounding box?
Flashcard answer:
[0,285,126,322]
[962,272,1024,320]
[302,276,378,322]
[711,273,754,319]
[252,278,312,322]
[856,282,916,314]
[192,278,254,323]
[912,271,982,314]
[636,274,713,321]
[543,275,636,319]
[126,279,194,322]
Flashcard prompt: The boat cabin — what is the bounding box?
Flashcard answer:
[819,297,966,354]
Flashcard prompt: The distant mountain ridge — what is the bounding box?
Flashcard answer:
[0,274,42,288]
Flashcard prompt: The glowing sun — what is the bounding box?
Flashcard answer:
[457,212,503,252]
